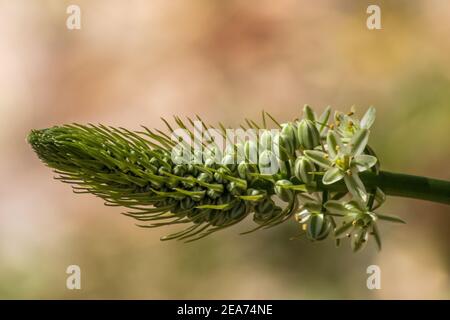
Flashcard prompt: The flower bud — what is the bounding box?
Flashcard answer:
[297,119,321,150]
[307,213,331,241]
[197,172,213,183]
[227,181,245,196]
[204,146,222,163]
[204,157,216,168]
[237,161,257,180]
[180,197,194,210]
[181,175,195,188]
[246,188,265,202]
[277,159,292,177]
[230,201,247,219]
[255,198,275,215]
[172,164,186,177]
[281,123,298,148]
[303,104,316,121]
[244,140,258,163]
[213,167,228,183]
[186,164,198,176]
[259,130,273,151]
[274,179,294,202]
[221,153,236,171]
[258,150,278,174]
[294,156,316,185]
[274,133,295,161]
[207,188,221,199]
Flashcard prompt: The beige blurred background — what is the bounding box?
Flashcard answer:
[0,0,449,299]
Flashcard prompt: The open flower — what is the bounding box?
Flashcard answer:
[324,199,405,252]
[334,106,376,140]
[304,128,377,202]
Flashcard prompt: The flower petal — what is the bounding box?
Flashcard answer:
[352,154,377,172]
[324,200,348,215]
[295,209,312,224]
[304,150,332,169]
[334,220,354,238]
[326,130,343,159]
[372,223,382,251]
[351,228,369,252]
[343,172,368,202]
[302,202,321,212]
[317,106,331,133]
[360,107,376,129]
[345,200,366,213]
[322,167,344,185]
[348,128,369,156]
[303,104,316,121]
[375,212,406,224]
[372,187,386,210]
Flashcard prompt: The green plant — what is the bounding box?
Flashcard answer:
[27,106,450,251]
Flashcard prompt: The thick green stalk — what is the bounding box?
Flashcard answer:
[318,171,450,205]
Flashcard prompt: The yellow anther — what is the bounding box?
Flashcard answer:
[302,224,307,231]
[329,124,335,130]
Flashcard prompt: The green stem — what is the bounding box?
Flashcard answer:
[317,171,450,205]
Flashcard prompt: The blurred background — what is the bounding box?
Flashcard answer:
[0,0,449,299]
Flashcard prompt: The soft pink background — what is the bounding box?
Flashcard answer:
[0,0,449,298]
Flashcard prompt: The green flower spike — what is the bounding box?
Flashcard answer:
[304,128,377,202]
[28,105,450,251]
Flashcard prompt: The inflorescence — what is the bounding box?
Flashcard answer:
[28,105,405,251]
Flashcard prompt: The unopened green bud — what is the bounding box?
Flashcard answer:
[207,188,221,199]
[255,198,275,215]
[237,161,257,180]
[307,213,331,241]
[281,123,298,148]
[274,179,294,202]
[227,181,246,196]
[275,133,295,161]
[277,159,293,177]
[294,156,316,185]
[230,201,247,219]
[297,119,321,150]
[173,164,186,177]
[303,104,316,121]
[244,140,258,163]
[221,154,236,171]
[259,130,273,151]
[258,150,278,174]
[197,172,213,183]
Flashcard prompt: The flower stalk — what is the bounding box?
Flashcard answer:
[323,171,450,205]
